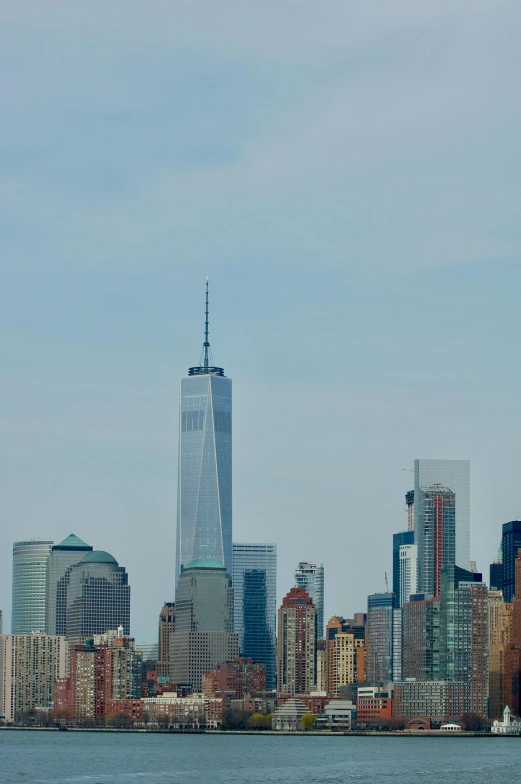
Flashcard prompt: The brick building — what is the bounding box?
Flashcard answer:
[202,658,266,705]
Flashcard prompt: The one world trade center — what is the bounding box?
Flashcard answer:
[175,280,232,586]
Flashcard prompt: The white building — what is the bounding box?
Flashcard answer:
[492,705,521,734]
[399,544,418,607]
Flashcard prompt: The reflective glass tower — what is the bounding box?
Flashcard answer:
[233,543,277,690]
[176,280,232,584]
[11,539,53,634]
[414,459,470,573]
[45,533,93,634]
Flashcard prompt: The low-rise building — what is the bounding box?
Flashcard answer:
[324,699,356,730]
[143,692,222,729]
[393,680,466,723]
[492,705,521,734]
[272,697,308,731]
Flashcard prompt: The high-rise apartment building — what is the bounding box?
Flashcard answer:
[501,522,521,602]
[402,595,441,681]
[399,544,418,607]
[176,281,232,584]
[325,616,364,696]
[416,485,456,597]
[392,531,414,607]
[202,657,266,702]
[232,543,277,690]
[365,593,394,683]
[440,565,488,717]
[11,539,53,634]
[504,549,521,715]
[294,562,324,639]
[0,633,67,723]
[488,590,512,719]
[277,587,317,696]
[157,602,175,678]
[65,551,131,646]
[45,534,93,635]
[414,459,470,572]
[0,612,2,635]
[171,559,239,691]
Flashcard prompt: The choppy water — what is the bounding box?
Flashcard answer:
[1,730,521,784]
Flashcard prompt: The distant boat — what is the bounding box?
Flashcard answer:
[58,726,69,731]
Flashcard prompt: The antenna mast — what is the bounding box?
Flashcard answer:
[203,276,210,371]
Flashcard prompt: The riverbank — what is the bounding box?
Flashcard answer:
[1,725,517,737]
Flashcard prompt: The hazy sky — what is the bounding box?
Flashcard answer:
[2,1,521,641]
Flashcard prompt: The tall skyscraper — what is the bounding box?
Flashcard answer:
[501,522,521,602]
[440,565,488,717]
[171,559,239,691]
[11,539,54,634]
[45,534,93,635]
[365,593,394,683]
[392,530,414,607]
[232,543,277,690]
[325,616,365,696]
[399,544,418,607]
[277,587,317,696]
[176,281,232,584]
[488,590,512,719]
[65,551,131,646]
[414,459,470,572]
[157,602,175,678]
[294,562,324,639]
[416,485,456,597]
[402,595,441,681]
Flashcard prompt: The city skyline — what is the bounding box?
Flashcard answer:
[3,2,521,643]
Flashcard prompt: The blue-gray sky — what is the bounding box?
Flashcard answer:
[1,1,520,640]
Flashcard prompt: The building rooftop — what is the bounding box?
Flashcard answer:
[79,550,118,565]
[54,533,92,551]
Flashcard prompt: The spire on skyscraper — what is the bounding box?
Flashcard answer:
[189,276,224,377]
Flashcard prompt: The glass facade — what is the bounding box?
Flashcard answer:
[45,534,93,634]
[414,459,470,572]
[11,539,53,634]
[65,551,131,646]
[232,543,277,690]
[176,373,232,584]
[399,544,418,607]
[365,592,394,683]
[294,562,324,639]
[501,521,521,602]
[416,485,456,597]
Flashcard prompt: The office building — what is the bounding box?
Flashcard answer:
[45,534,93,635]
[488,590,512,719]
[294,562,324,638]
[277,587,317,696]
[176,280,232,583]
[11,539,53,634]
[414,459,470,572]
[392,530,414,607]
[65,551,131,646]
[232,543,276,690]
[157,602,175,678]
[365,593,394,683]
[171,559,239,691]
[502,522,521,602]
[0,633,67,724]
[402,594,441,681]
[416,485,456,597]
[440,565,488,717]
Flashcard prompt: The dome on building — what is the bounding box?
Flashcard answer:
[79,550,118,565]
[184,558,226,571]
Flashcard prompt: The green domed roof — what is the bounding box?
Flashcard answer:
[184,558,226,570]
[80,550,118,565]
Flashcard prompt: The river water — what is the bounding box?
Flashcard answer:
[1,730,520,783]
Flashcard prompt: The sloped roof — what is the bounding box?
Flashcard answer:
[54,533,92,551]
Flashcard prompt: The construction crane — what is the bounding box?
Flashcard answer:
[384,571,389,592]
